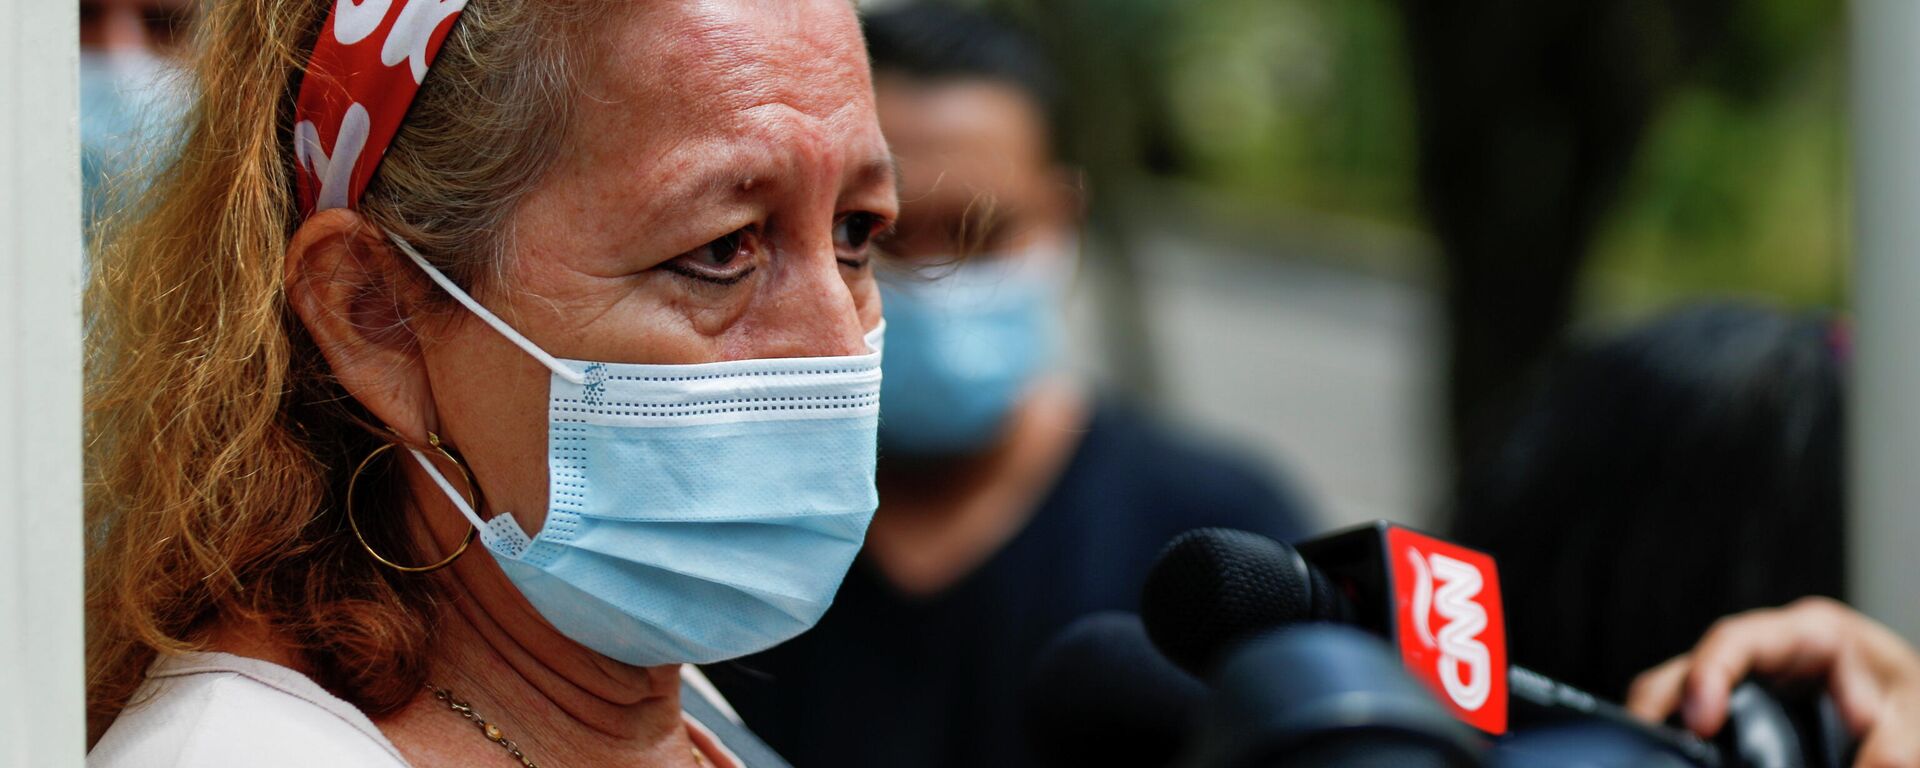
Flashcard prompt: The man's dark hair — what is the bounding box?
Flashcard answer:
[863,3,1062,131]
[1452,301,1847,700]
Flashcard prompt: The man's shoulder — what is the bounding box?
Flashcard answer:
[89,654,408,768]
[1075,400,1312,540]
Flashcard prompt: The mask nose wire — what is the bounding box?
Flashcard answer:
[386,231,590,386]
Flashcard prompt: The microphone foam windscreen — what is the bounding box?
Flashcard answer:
[1140,528,1320,676]
[1022,611,1205,768]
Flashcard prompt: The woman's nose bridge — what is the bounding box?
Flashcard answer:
[757,241,867,358]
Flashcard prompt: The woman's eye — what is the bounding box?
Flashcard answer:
[834,212,887,266]
[660,229,757,285]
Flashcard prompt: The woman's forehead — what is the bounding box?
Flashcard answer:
[569,1,884,177]
[605,0,872,115]
[518,0,892,242]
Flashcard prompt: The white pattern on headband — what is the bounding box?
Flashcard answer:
[294,103,371,213]
[383,0,468,84]
[334,0,394,46]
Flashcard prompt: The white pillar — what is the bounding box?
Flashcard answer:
[1851,0,1920,641]
[0,0,85,764]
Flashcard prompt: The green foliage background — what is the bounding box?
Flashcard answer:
[978,0,1849,317]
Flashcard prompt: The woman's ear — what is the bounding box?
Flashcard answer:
[285,209,440,444]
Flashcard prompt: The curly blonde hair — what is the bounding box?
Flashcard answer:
[85,0,614,744]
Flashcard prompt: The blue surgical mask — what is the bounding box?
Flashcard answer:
[81,50,187,230]
[391,235,883,667]
[877,240,1070,456]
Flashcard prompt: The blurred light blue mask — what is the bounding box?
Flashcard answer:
[81,51,186,230]
[393,235,883,667]
[878,241,1070,455]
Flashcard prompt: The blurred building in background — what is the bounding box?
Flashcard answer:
[863,0,1847,530]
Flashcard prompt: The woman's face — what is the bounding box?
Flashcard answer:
[416,0,894,538]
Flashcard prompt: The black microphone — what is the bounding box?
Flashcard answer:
[1190,623,1486,768]
[1022,611,1207,768]
[1489,721,1695,768]
[1140,525,1725,767]
[1137,528,1346,676]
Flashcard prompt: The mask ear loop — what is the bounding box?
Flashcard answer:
[386,232,588,386]
[385,231,576,548]
[407,448,492,535]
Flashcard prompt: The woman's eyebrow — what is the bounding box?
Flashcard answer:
[852,155,901,192]
[653,149,896,210]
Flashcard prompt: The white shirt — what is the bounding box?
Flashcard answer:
[89,651,745,767]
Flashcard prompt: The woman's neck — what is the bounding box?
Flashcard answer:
[375,574,701,767]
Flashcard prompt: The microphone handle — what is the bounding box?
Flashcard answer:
[1508,665,1723,767]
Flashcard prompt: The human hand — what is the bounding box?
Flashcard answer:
[1626,597,1920,768]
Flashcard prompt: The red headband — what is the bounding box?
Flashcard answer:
[293,0,468,218]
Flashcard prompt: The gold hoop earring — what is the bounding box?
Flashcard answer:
[347,432,478,573]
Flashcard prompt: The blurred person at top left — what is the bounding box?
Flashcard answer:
[80,0,195,233]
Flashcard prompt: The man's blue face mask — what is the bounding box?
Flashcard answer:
[877,238,1073,457]
[81,50,187,229]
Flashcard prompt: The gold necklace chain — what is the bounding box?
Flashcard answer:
[424,683,710,768]
[427,684,539,768]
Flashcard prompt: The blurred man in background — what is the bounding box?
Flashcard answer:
[80,0,193,233]
[710,5,1313,767]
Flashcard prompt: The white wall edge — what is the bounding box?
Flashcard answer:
[0,0,87,763]
[1851,0,1920,642]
